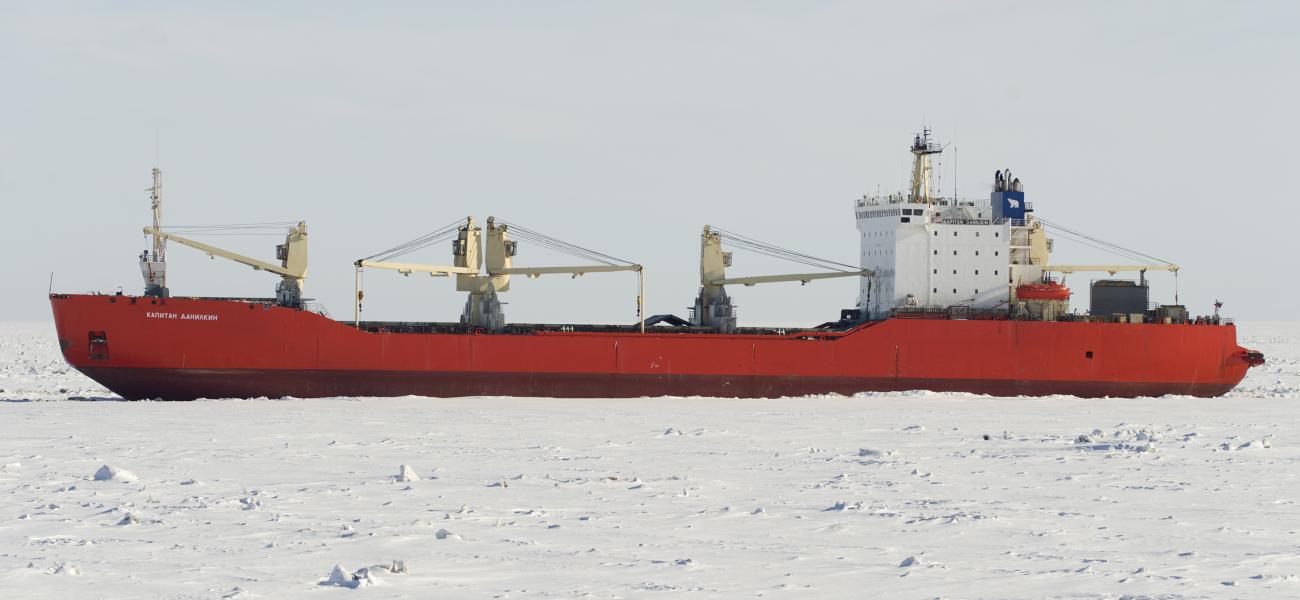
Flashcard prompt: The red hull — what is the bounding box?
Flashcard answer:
[50,294,1260,400]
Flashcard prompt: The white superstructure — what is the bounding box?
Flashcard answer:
[856,130,1049,318]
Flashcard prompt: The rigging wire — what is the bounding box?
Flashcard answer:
[157,222,301,237]
[709,226,859,272]
[710,227,858,270]
[152,232,289,236]
[1036,217,1175,265]
[1048,229,1156,264]
[496,219,636,266]
[359,218,467,262]
[161,222,299,230]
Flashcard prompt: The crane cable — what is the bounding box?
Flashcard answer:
[496,219,637,267]
[155,221,300,237]
[708,226,860,273]
[1036,217,1175,266]
[359,218,466,262]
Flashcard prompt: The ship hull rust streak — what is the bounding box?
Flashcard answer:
[52,295,1255,400]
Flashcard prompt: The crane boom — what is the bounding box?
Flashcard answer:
[710,271,870,287]
[144,227,302,278]
[485,219,645,332]
[493,264,641,277]
[356,259,476,277]
[143,222,308,306]
[1045,264,1179,275]
[693,225,872,331]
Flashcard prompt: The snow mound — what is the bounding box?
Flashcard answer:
[322,564,356,588]
[435,528,461,540]
[352,567,384,587]
[1074,428,1159,453]
[322,562,405,588]
[93,464,138,483]
[825,500,866,511]
[1221,438,1272,451]
[396,464,420,482]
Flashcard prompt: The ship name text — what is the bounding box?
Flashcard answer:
[145,312,219,321]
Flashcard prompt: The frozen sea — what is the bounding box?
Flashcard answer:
[1,321,1298,599]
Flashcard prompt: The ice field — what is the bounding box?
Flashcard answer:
[2,321,1298,598]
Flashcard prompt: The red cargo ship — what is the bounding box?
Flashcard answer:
[51,135,1263,400]
[51,294,1259,400]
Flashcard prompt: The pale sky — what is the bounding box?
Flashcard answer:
[2,1,1296,324]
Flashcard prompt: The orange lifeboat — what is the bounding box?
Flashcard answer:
[1016,282,1071,301]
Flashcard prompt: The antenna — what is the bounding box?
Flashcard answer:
[952,132,957,203]
[140,167,169,297]
[150,168,164,263]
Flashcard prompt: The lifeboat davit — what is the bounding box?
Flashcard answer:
[1016,282,1070,301]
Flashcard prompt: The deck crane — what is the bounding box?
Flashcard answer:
[484,218,645,332]
[354,217,645,332]
[693,226,872,332]
[353,217,483,326]
[143,223,309,307]
[133,168,309,306]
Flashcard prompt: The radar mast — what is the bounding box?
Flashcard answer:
[140,167,168,297]
[909,128,943,205]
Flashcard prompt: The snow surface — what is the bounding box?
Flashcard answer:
[2,321,1299,598]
